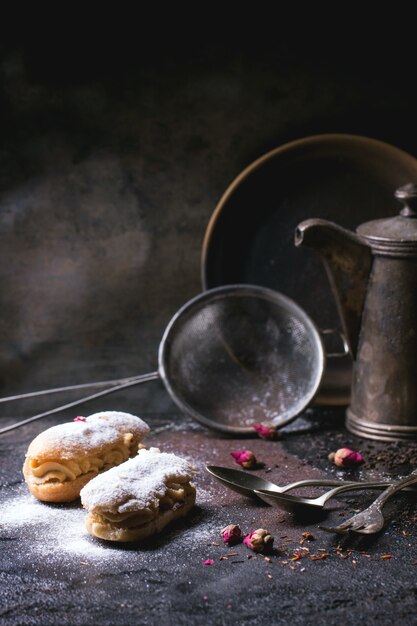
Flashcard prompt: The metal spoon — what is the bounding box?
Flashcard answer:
[254,480,400,512]
[205,465,358,498]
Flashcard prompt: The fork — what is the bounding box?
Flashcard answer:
[321,468,417,535]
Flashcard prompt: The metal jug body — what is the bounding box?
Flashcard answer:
[347,253,417,440]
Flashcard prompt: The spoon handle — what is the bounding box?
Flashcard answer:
[320,480,400,504]
[281,479,358,492]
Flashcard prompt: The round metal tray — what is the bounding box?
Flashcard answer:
[201,134,417,405]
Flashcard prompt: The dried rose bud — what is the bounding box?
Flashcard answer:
[220,524,241,545]
[230,450,257,469]
[252,423,280,441]
[243,528,274,553]
[203,559,214,565]
[302,531,315,541]
[73,416,86,422]
[328,447,363,468]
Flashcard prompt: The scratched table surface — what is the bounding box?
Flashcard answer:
[2,407,417,626]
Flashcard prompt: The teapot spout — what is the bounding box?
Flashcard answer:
[295,219,372,360]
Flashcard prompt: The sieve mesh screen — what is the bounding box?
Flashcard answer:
[160,288,323,430]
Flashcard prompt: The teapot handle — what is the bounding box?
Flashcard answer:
[320,328,350,359]
[295,219,372,360]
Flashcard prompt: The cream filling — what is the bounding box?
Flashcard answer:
[29,437,137,484]
[93,482,195,530]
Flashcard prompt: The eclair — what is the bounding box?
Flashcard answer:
[23,411,150,503]
[80,447,196,542]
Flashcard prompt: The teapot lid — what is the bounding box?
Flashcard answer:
[357,184,417,253]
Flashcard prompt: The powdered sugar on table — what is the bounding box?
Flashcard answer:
[0,481,215,565]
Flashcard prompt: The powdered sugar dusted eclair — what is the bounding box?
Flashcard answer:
[23,411,150,503]
[80,447,197,542]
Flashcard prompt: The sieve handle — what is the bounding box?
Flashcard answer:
[0,374,156,404]
[320,328,350,358]
[0,371,160,435]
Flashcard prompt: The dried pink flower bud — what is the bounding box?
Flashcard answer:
[230,450,257,469]
[328,447,363,468]
[252,423,280,441]
[243,528,274,553]
[220,524,241,545]
[73,416,86,422]
[203,559,214,565]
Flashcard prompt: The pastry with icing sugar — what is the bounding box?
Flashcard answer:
[23,411,150,503]
[80,447,197,542]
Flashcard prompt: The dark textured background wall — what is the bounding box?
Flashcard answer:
[1,26,416,417]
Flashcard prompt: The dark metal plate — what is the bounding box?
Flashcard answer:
[201,134,417,405]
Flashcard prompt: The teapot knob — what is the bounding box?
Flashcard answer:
[395,183,417,217]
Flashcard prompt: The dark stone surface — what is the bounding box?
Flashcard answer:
[2,409,417,626]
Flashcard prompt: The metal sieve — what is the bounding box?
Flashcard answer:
[0,285,327,435]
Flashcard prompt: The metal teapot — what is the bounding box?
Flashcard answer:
[295,183,417,441]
